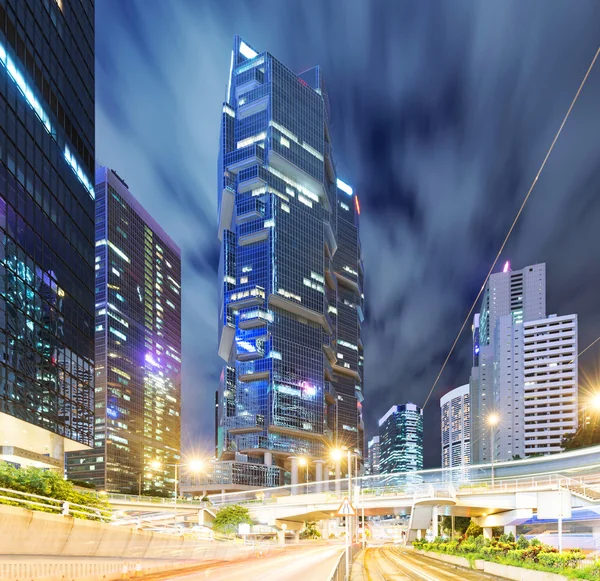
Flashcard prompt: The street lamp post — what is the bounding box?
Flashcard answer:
[331,447,356,581]
[150,459,204,509]
[488,414,499,487]
[298,457,309,490]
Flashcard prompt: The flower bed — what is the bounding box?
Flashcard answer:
[412,534,600,580]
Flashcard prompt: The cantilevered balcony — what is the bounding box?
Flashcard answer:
[238,360,270,382]
[324,381,338,405]
[224,144,265,174]
[236,343,265,362]
[236,198,265,224]
[237,166,266,193]
[235,67,265,98]
[238,308,273,330]
[227,286,265,311]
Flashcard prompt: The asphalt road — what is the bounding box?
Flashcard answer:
[137,544,345,580]
[358,546,494,581]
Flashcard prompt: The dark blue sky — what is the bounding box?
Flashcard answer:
[96,1,600,467]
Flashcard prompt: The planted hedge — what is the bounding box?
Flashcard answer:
[413,534,600,580]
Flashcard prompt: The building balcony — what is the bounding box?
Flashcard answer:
[224,144,265,174]
[324,355,334,382]
[236,345,265,362]
[324,220,337,259]
[324,381,337,405]
[325,257,337,290]
[227,286,265,311]
[238,308,273,330]
[238,359,270,382]
[322,333,336,363]
[237,166,267,194]
[235,67,265,98]
[236,198,265,224]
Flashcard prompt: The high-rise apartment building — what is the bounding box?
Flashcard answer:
[378,404,423,475]
[367,435,380,475]
[440,384,471,469]
[215,36,364,487]
[0,0,95,469]
[470,263,578,463]
[66,168,181,494]
[522,314,578,456]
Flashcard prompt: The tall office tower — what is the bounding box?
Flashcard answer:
[440,384,471,469]
[0,1,95,470]
[66,168,181,494]
[367,436,380,475]
[215,36,364,487]
[470,263,546,463]
[522,314,578,456]
[378,404,423,475]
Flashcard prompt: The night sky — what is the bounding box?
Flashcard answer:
[95,1,600,468]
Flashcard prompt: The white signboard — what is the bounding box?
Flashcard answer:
[238,523,251,535]
[537,490,572,520]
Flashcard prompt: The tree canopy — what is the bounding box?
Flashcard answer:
[212,504,253,535]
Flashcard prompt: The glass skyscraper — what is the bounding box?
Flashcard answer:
[66,167,181,494]
[378,403,423,475]
[0,0,95,469]
[215,36,364,485]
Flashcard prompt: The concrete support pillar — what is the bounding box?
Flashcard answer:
[321,519,330,539]
[324,464,330,492]
[264,452,272,467]
[335,459,341,495]
[294,530,300,544]
[483,527,493,541]
[48,432,65,467]
[416,529,423,540]
[289,456,299,494]
[314,460,324,493]
[432,506,439,538]
[504,525,517,537]
[277,531,285,546]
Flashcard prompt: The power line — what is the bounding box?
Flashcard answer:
[579,335,600,358]
[422,46,600,410]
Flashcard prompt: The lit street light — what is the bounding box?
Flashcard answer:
[298,456,309,485]
[330,446,359,581]
[150,459,205,507]
[487,414,500,487]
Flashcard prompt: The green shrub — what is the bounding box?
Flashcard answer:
[0,462,109,520]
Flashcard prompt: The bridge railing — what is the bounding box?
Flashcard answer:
[101,445,600,510]
[0,487,113,521]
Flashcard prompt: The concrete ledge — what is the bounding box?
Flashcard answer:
[415,550,569,581]
[415,549,477,569]
[483,561,568,581]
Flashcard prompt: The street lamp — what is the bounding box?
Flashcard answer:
[150,459,204,507]
[298,457,309,485]
[487,414,499,487]
[330,446,358,581]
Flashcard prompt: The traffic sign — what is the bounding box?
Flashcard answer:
[336,498,356,517]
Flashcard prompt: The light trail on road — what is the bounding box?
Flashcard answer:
[137,544,344,581]
[361,546,493,581]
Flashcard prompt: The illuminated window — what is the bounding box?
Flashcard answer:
[237,132,266,149]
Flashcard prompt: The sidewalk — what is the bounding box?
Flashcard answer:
[349,549,367,581]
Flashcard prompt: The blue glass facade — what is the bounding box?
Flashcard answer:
[217,37,364,480]
[379,404,423,475]
[0,0,95,468]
